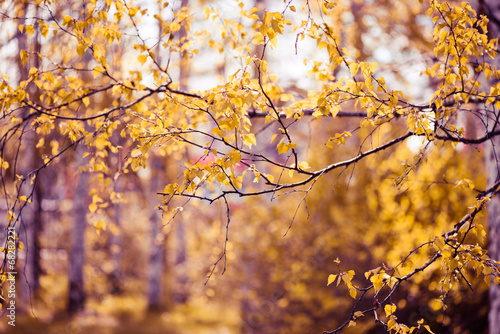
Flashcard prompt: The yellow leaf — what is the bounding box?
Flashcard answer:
[93,220,106,230]
[43,72,55,84]
[252,171,261,183]
[20,50,29,66]
[170,21,180,32]
[51,140,59,156]
[63,15,73,26]
[371,273,385,292]
[277,141,288,154]
[299,161,310,170]
[260,60,268,72]
[266,174,274,183]
[128,7,138,17]
[360,62,377,78]
[92,194,103,203]
[269,36,278,48]
[327,274,337,286]
[242,133,256,148]
[25,25,34,36]
[387,317,397,329]
[77,42,87,58]
[347,270,355,279]
[131,149,142,158]
[89,203,98,213]
[138,54,148,65]
[29,67,38,76]
[164,184,177,195]
[93,66,104,79]
[350,62,359,77]
[317,41,328,50]
[233,174,245,189]
[40,21,49,38]
[354,311,364,318]
[424,325,435,334]
[342,48,352,58]
[270,133,278,143]
[321,3,328,15]
[384,304,397,317]
[93,220,106,235]
[434,236,445,250]
[0,159,9,170]
[216,172,226,183]
[349,287,357,299]
[82,97,90,107]
[36,137,45,148]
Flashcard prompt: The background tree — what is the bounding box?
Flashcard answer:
[468,0,500,331]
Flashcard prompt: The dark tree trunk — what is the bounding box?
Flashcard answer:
[109,203,123,294]
[147,155,167,311]
[67,159,88,314]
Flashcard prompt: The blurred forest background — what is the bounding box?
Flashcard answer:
[0,0,497,333]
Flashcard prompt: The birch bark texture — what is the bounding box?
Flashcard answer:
[470,1,500,332]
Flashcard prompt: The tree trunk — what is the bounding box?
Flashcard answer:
[17,3,42,310]
[486,140,500,334]
[179,0,190,91]
[108,200,123,294]
[67,155,88,314]
[470,1,500,332]
[147,155,167,311]
[172,0,191,304]
[19,182,43,304]
[173,219,189,304]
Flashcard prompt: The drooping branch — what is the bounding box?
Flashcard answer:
[160,132,413,202]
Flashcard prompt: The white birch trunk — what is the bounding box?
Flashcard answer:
[470,1,500,332]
